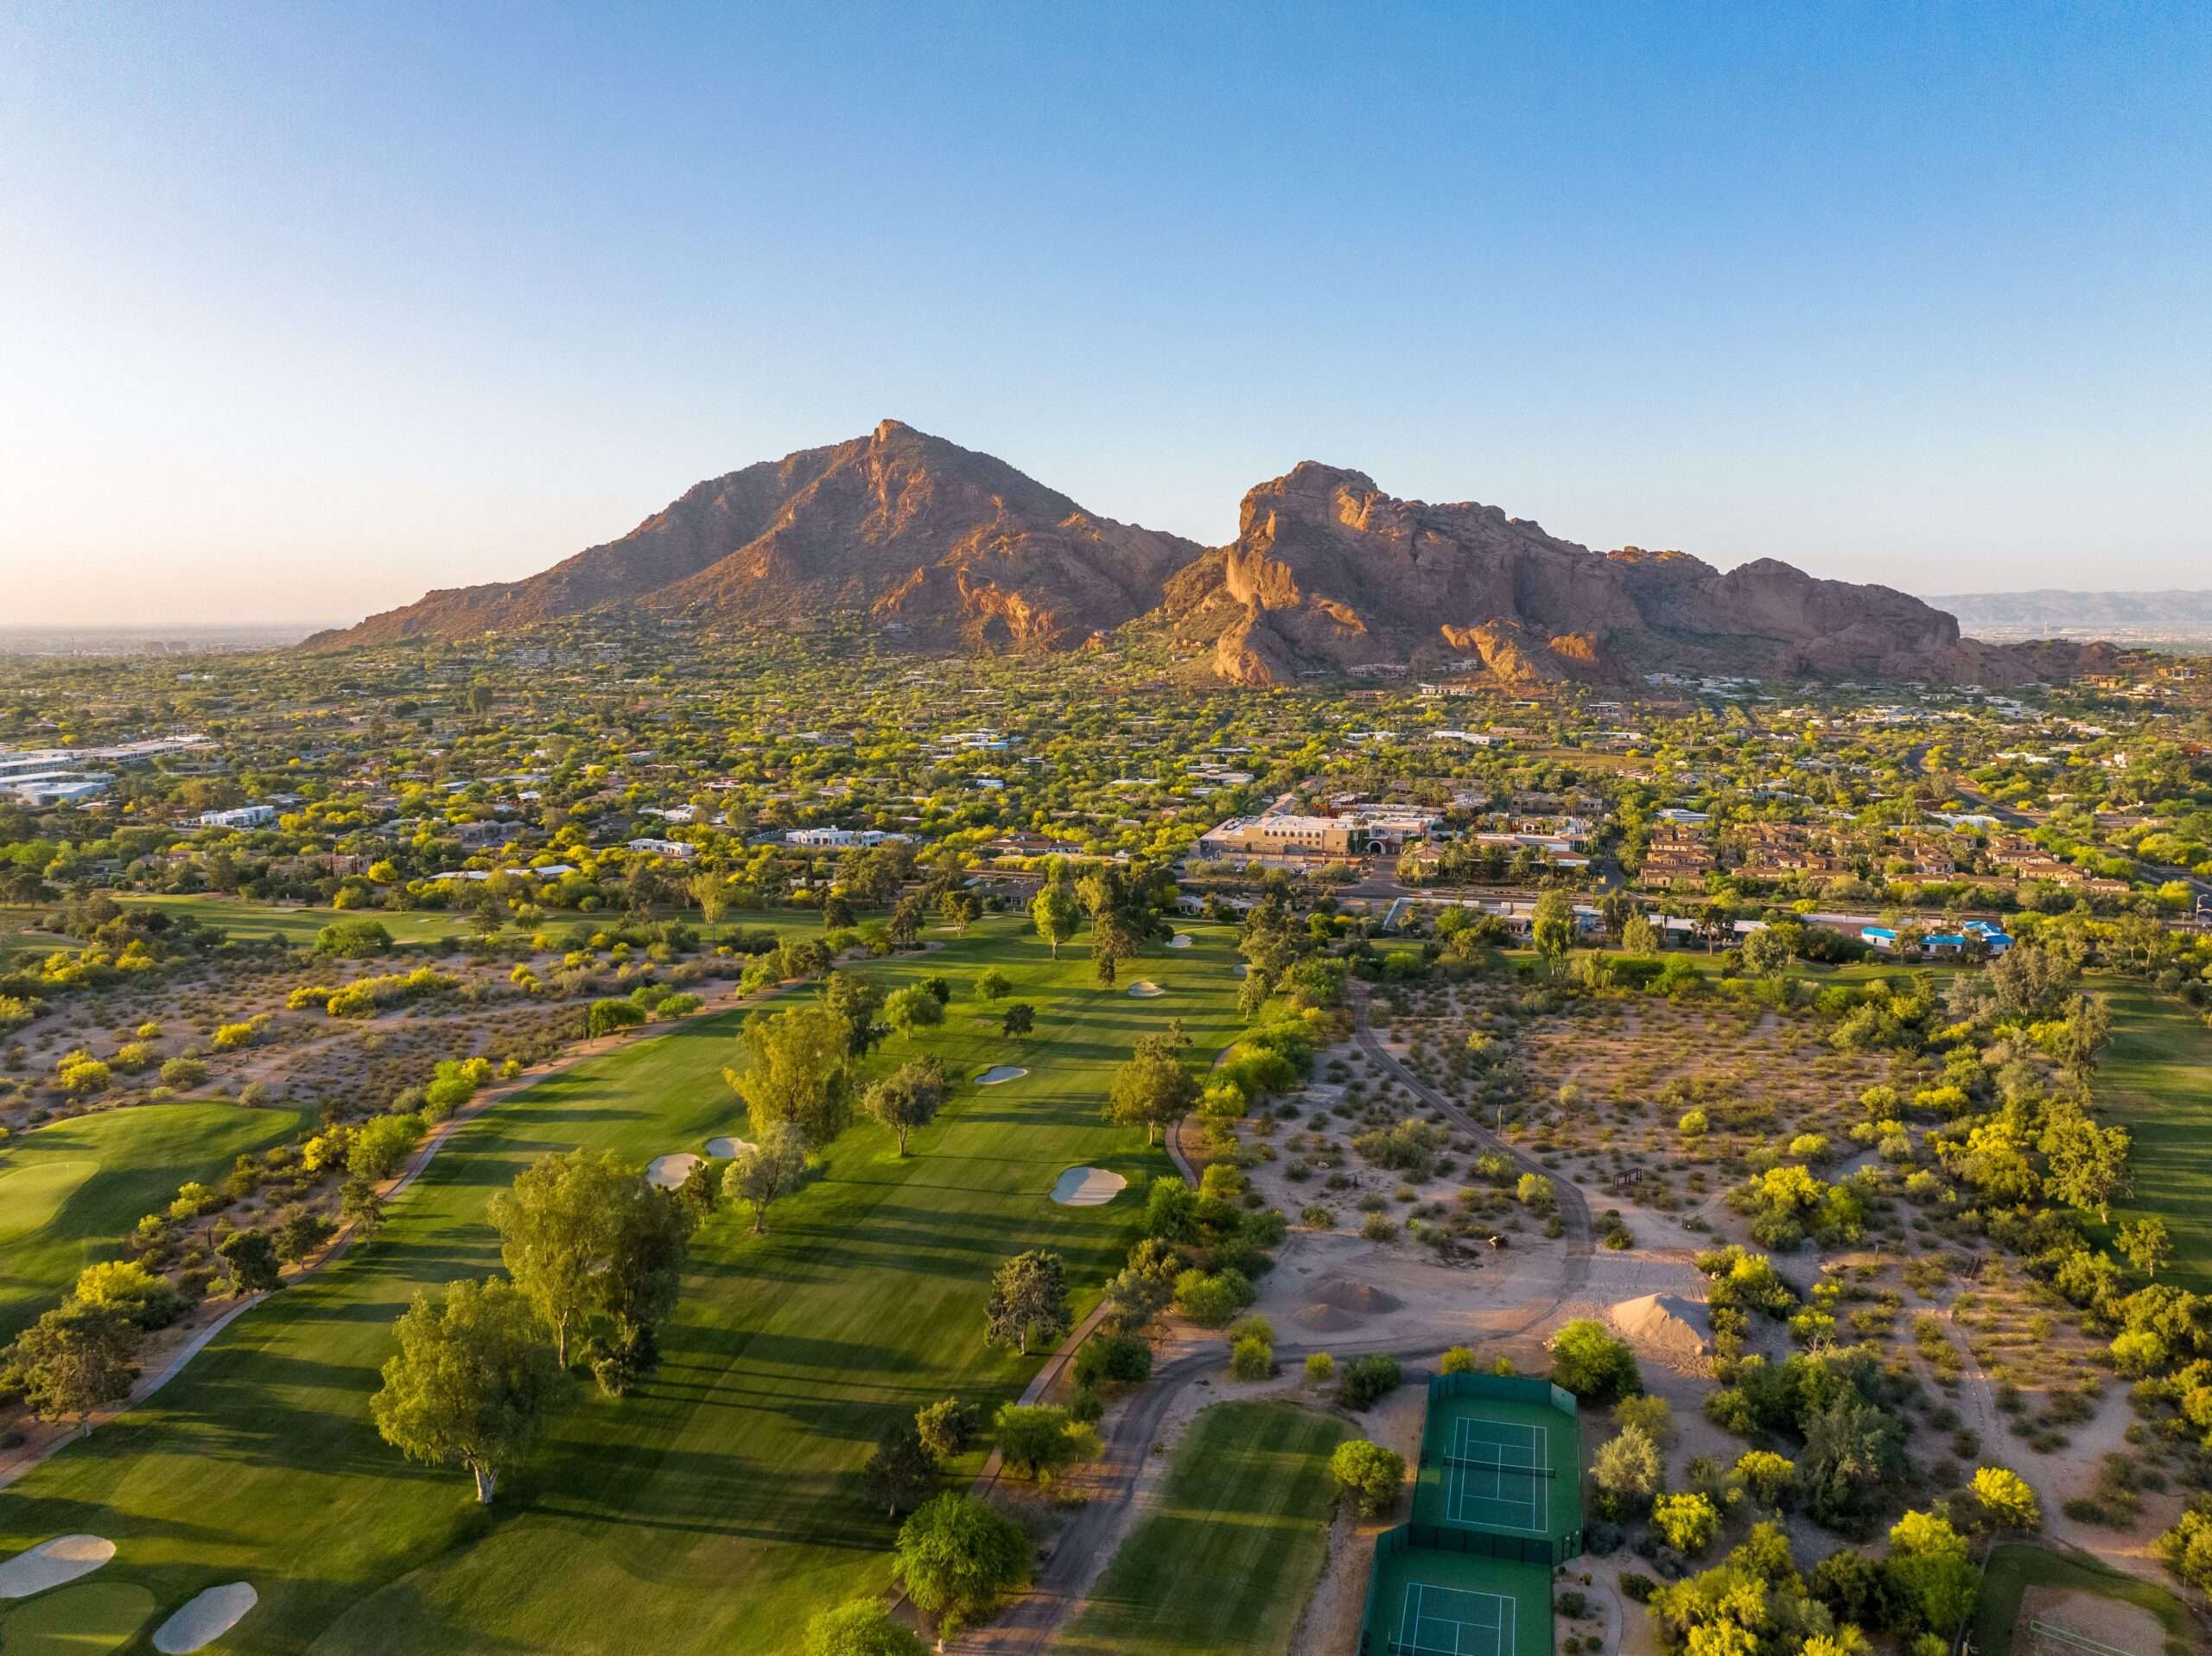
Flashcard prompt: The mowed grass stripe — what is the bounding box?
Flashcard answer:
[0,920,1241,1655]
[1059,1401,1349,1656]
[0,1102,311,1342]
[2092,979,2212,1291]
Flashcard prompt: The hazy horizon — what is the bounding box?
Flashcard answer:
[4,4,2208,626]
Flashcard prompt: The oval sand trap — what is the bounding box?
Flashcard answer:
[976,1066,1027,1086]
[155,1582,257,1653]
[0,1533,116,1598]
[1050,1166,1128,1207]
[702,1137,753,1160]
[1126,980,1165,997]
[644,1153,702,1190]
[1166,934,1193,949]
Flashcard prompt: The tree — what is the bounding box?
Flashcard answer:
[219,1228,283,1294]
[10,1300,138,1424]
[1733,1448,1797,1505]
[340,1171,385,1234]
[72,1259,181,1329]
[892,1493,1029,1633]
[915,1397,976,1460]
[2037,1101,2130,1222]
[1621,910,1658,955]
[349,1113,423,1181]
[864,1058,951,1156]
[803,1601,928,1656]
[1592,1424,1662,1512]
[976,968,1013,1001]
[888,895,924,949]
[723,1121,811,1234]
[992,1403,1093,1482]
[2118,1215,2172,1278]
[883,984,945,1042]
[820,970,886,1059]
[864,1421,941,1517]
[1090,910,1139,988]
[689,872,730,942]
[1549,1318,1641,1403]
[1105,1044,1200,1145]
[1653,1491,1721,1555]
[1531,889,1576,976]
[1001,1002,1035,1037]
[940,890,980,935]
[371,1278,563,1503]
[1968,1465,2041,1533]
[486,1149,630,1367]
[728,1006,856,1147]
[604,1180,690,1343]
[1033,882,1079,958]
[1330,1438,1407,1516]
[984,1249,1069,1356]
[1739,925,1792,978]
[587,997,647,1038]
[1884,1509,1977,1634]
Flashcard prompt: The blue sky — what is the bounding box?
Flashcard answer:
[3,3,2207,625]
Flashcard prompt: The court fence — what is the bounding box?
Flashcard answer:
[1356,1523,1573,1654]
[1427,1370,1579,1420]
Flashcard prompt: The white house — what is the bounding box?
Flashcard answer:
[200,805,276,829]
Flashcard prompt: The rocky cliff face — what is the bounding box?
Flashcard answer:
[311,427,2081,688]
[1164,462,1992,686]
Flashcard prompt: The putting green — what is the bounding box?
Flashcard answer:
[0,919,1247,1654]
[0,1104,310,1343]
[0,1580,156,1655]
[0,1160,99,1245]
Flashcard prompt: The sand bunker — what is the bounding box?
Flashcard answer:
[976,1066,1028,1086]
[644,1153,702,1190]
[154,1582,258,1653]
[0,1534,116,1598]
[1294,1303,1362,1333]
[1233,962,1249,976]
[1608,1293,1713,1361]
[702,1137,752,1159]
[1050,1166,1128,1207]
[1311,1276,1400,1316]
[1127,981,1165,997]
[1166,934,1193,949]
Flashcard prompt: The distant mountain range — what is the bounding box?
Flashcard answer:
[311,422,2113,688]
[1924,589,2212,641]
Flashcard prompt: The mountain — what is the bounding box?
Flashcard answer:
[1925,589,2212,642]
[311,423,2097,688]
[309,422,1203,652]
[1162,462,2003,687]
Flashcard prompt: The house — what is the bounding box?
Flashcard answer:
[785,827,908,848]
[199,805,276,829]
[626,837,697,860]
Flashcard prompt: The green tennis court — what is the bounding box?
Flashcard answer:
[1414,1390,1580,1552]
[1365,1543,1552,1656]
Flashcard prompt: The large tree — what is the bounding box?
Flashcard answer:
[486,1148,630,1366]
[371,1278,563,1504]
[863,1058,952,1156]
[1531,888,1576,976]
[882,984,945,1043]
[1031,881,1079,958]
[891,1493,1030,1634]
[863,1421,940,1518]
[1105,1041,1199,1146]
[984,1248,1070,1356]
[803,1600,928,1656]
[727,1005,856,1146]
[820,971,885,1058]
[10,1300,139,1424]
[723,1121,811,1234]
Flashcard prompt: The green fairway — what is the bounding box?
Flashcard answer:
[114,895,478,948]
[0,1102,311,1342]
[0,919,1243,1654]
[0,1580,158,1656]
[2094,980,2212,1291]
[1969,1543,2194,1656]
[1059,1402,1348,1656]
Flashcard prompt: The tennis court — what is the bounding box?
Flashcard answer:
[1440,1415,1550,1534]
[1364,1539,1553,1656]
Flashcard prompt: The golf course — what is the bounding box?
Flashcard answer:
[0,919,1243,1654]
[2094,980,2212,1290]
[0,1101,312,1342]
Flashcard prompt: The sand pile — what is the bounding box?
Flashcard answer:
[1050,1167,1128,1207]
[644,1153,702,1190]
[976,1066,1028,1085]
[1608,1293,1712,1361]
[0,1534,115,1597]
[155,1582,258,1653]
[1312,1277,1400,1316]
[702,1137,752,1160]
[1294,1303,1361,1333]
[1127,981,1165,998]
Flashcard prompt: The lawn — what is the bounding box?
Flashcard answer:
[106,895,811,951]
[1970,1543,2194,1656]
[1058,1401,1348,1656]
[0,1579,158,1656]
[2093,980,2212,1291]
[0,1101,312,1342]
[0,918,1244,1654]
